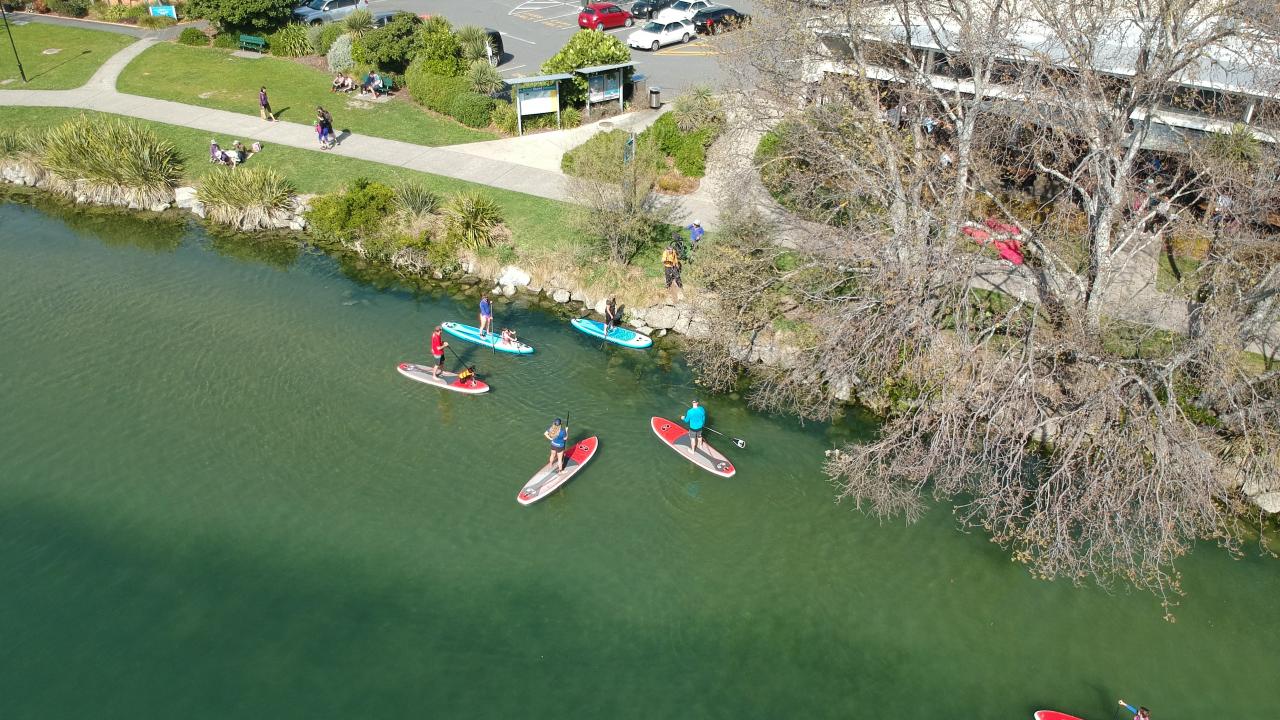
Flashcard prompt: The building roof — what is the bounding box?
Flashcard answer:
[503,73,575,86]
[575,62,639,75]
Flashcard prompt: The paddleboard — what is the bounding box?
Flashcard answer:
[441,321,533,354]
[570,317,653,349]
[1034,712,1088,720]
[650,416,735,477]
[518,436,599,505]
[397,362,490,394]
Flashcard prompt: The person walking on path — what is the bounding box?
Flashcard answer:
[662,244,683,295]
[478,294,494,336]
[259,87,276,122]
[1118,700,1151,719]
[682,400,707,454]
[687,220,704,251]
[544,417,568,473]
[314,111,327,150]
[430,325,448,379]
[321,107,336,148]
[603,297,618,334]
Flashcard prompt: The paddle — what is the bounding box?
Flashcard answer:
[704,426,747,449]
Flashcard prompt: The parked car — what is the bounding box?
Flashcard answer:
[292,0,368,25]
[578,2,634,30]
[371,10,407,27]
[692,6,747,34]
[654,0,712,23]
[629,0,675,19]
[627,18,695,51]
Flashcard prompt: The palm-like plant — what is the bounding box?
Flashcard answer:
[466,59,505,96]
[444,190,505,250]
[395,183,442,216]
[197,166,298,230]
[344,9,374,35]
[671,86,724,133]
[1206,123,1261,169]
[41,116,183,208]
[455,25,493,64]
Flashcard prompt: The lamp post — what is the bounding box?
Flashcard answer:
[1,2,26,84]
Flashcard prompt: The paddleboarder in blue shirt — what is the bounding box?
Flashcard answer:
[604,297,618,334]
[682,400,706,454]
[478,295,494,336]
[544,417,568,472]
[1118,700,1151,719]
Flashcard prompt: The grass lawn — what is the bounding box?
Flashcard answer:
[0,107,567,250]
[1157,252,1202,292]
[0,22,134,90]
[116,43,495,147]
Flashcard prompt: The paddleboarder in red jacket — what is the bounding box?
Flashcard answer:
[430,325,448,379]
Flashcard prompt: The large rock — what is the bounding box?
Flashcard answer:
[673,315,691,335]
[1253,492,1280,513]
[552,289,571,303]
[174,186,199,209]
[644,304,680,330]
[593,298,609,315]
[497,265,531,289]
[570,288,588,303]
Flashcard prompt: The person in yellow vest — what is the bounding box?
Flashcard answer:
[662,244,682,290]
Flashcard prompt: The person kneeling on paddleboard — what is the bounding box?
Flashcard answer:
[682,400,707,454]
[544,418,568,473]
[430,325,449,379]
[457,365,478,387]
[500,327,518,346]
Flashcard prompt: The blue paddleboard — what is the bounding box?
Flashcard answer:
[441,321,534,354]
[570,317,653,349]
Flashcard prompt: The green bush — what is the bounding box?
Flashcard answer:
[491,100,517,135]
[306,178,398,241]
[198,166,298,230]
[360,12,422,72]
[327,33,354,73]
[414,21,463,77]
[540,30,631,107]
[91,2,135,22]
[640,113,715,178]
[40,116,183,208]
[268,23,312,57]
[645,112,681,156]
[443,190,505,250]
[561,106,582,129]
[312,22,345,55]
[465,59,504,96]
[178,27,210,46]
[406,59,470,114]
[449,92,495,128]
[187,0,294,32]
[48,0,89,17]
[212,32,239,49]
[455,24,492,64]
[673,131,711,177]
[561,129,628,177]
[394,183,441,215]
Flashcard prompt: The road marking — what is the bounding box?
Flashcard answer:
[499,64,528,73]
[499,31,537,44]
[542,9,582,18]
[508,0,577,14]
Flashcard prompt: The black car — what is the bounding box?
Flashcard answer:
[692,7,748,34]
[629,0,675,19]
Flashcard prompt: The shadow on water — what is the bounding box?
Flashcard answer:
[13,194,187,253]
[204,226,302,270]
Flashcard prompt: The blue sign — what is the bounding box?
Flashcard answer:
[149,5,177,18]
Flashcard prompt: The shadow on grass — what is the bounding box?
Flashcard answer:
[24,48,92,83]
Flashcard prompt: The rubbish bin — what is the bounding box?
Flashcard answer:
[649,86,662,110]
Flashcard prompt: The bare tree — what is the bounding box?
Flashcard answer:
[698,0,1280,608]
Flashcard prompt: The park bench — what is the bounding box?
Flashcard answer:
[375,75,396,97]
[239,35,266,53]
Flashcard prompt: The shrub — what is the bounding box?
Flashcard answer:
[47,0,89,17]
[456,25,492,64]
[406,59,470,114]
[561,129,628,177]
[465,59,503,96]
[561,106,582,129]
[197,166,298,230]
[673,131,710,177]
[268,23,311,57]
[178,27,210,46]
[92,2,135,22]
[540,30,631,107]
[444,190,505,250]
[360,12,422,72]
[326,33,354,73]
[187,0,294,32]
[491,100,517,135]
[212,32,239,49]
[312,22,345,55]
[40,116,183,208]
[449,92,495,128]
[395,183,441,216]
[671,86,723,133]
[414,21,463,77]
[645,112,681,156]
[305,177,397,240]
[344,8,373,35]
[137,14,176,28]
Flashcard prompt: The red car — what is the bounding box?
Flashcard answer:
[578,2,634,30]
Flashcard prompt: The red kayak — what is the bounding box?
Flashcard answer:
[1035,711,1087,720]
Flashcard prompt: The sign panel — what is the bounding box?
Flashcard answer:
[517,85,558,116]
[587,72,622,103]
[149,4,178,18]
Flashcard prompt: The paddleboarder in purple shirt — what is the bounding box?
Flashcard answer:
[478,295,494,336]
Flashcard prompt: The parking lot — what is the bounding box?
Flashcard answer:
[366,0,756,94]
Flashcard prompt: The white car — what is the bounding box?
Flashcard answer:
[627,19,696,51]
[654,0,712,23]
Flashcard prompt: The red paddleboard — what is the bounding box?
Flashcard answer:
[397,362,489,394]
[518,436,599,505]
[1035,711,1088,720]
[651,416,735,477]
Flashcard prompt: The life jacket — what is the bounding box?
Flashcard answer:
[662,249,678,267]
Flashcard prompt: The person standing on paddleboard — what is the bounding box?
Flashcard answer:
[682,400,707,454]
[604,297,618,334]
[430,325,448,379]
[479,295,494,336]
[1118,700,1151,719]
[544,418,568,473]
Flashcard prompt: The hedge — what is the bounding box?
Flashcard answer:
[449,92,495,128]
[406,59,471,114]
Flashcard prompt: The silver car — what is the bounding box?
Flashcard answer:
[292,0,369,25]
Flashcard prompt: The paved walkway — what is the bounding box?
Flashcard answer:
[8,11,205,40]
[0,34,719,226]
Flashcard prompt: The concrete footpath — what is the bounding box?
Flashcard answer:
[0,35,719,227]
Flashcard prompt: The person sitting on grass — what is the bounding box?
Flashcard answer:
[231,140,248,164]
[332,74,344,92]
[209,139,234,166]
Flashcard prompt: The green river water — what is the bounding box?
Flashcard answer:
[1,200,1277,719]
